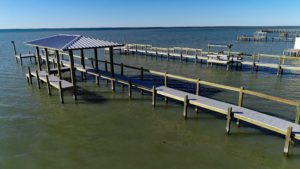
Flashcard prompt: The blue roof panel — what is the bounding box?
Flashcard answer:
[26,35,81,50]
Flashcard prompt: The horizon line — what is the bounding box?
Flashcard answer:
[1,25,300,30]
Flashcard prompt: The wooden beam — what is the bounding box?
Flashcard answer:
[68,50,77,100]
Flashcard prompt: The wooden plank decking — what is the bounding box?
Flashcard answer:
[154,86,300,155]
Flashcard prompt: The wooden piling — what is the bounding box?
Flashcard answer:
[94,48,99,73]
[226,107,233,135]
[45,48,50,73]
[28,67,32,84]
[164,72,168,103]
[11,41,17,55]
[109,47,115,91]
[238,87,245,107]
[46,75,51,96]
[195,78,200,112]
[296,102,300,124]
[68,50,77,100]
[180,48,183,62]
[183,95,188,119]
[55,50,62,79]
[152,86,156,107]
[140,67,144,80]
[59,81,64,104]
[36,70,41,89]
[36,47,42,71]
[284,126,293,156]
[128,80,132,98]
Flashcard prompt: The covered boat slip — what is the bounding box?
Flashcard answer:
[25,34,123,103]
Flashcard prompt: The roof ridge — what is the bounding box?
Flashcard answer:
[61,35,82,50]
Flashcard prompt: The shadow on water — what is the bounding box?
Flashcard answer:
[75,87,107,104]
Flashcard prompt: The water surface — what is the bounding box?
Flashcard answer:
[0,27,300,169]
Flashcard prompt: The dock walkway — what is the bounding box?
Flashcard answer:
[154,86,300,156]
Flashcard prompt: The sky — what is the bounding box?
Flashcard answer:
[0,0,299,29]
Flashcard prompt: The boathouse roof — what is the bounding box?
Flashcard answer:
[26,34,123,51]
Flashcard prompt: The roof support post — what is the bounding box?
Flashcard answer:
[80,49,86,70]
[36,47,42,71]
[94,48,99,73]
[109,47,115,77]
[109,47,115,91]
[68,50,77,100]
[45,48,50,73]
[55,50,62,79]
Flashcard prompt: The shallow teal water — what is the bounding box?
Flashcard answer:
[0,27,300,169]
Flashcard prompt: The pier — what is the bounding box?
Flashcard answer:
[123,44,300,75]
[13,35,300,156]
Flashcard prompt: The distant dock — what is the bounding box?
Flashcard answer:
[122,43,300,75]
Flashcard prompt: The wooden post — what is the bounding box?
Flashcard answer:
[195,78,200,112]
[20,54,23,65]
[80,49,86,79]
[167,48,170,61]
[28,67,32,85]
[152,86,156,107]
[91,58,94,68]
[94,48,99,73]
[46,75,51,96]
[194,49,197,64]
[226,107,233,135]
[11,41,17,55]
[68,50,77,100]
[180,48,183,62]
[36,70,41,89]
[128,80,132,98]
[55,50,62,79]
[109,47,115,91]
[140,67,144,80]
[121,63,124,76]
[164,72,168,103]
[145,45,148,56]
[44,48,50,73]
[185,49,188,62]
[183,95,188,119]
[36,47,42,71]
[283,126,293,156]
[59,81,64,104]
[105,60,108,72]
[238,87,245,107]
[295,102,300,124]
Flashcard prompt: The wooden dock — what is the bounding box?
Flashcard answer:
[123,44,300,75]
[11,41,36,65]
[14,37,300,156]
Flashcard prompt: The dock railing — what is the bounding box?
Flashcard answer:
[65,52,300,124]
